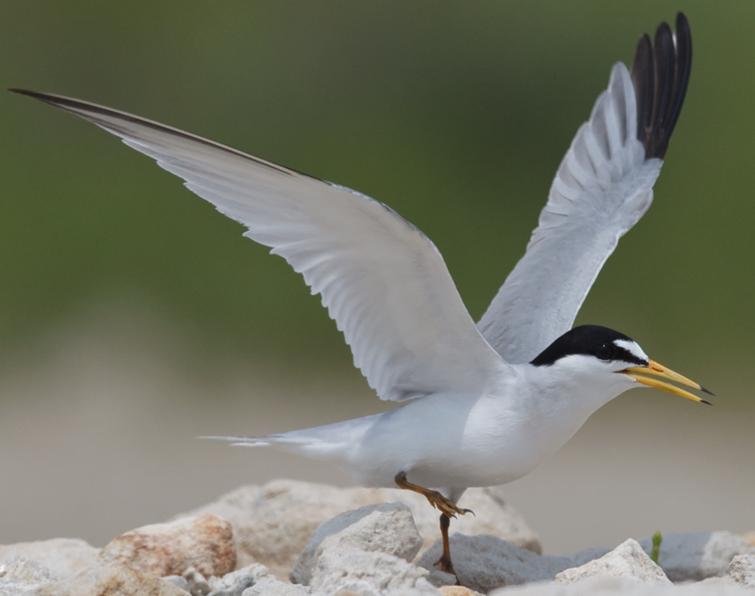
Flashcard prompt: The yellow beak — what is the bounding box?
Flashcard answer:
[622,359,713,405]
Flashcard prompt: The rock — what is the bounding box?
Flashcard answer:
[565,531,753,583]
[492,575,755,595]
[556,539,670,584]
[233,565,311,596]
[242,578,311,596]
[419,534,573,593]
[639,531,751,582]
[310,549,436,595]
[0,538,99,580]
[177,567,211,595]
[100,513,235,578]
[167,563,309,596]
[290,502,433,595]
[35,562,188,596]
[727,554,755,587]
[184,480,539,578]
[207,564,267,595]
[163,574,193,594]
[291,502,422,584]
[0,557,56,595]
[438,586,485,596]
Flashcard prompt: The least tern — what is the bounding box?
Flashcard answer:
[13,12,707,576]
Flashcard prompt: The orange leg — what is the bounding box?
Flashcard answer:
[394,471,473,518]
[435,513,456,575]
[394,472,473,581]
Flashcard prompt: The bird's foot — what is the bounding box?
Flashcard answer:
[424,490,474,519]
[394,471,474,519]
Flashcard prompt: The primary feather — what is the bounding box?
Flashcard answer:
[478,13,692,363]
[11,89,506,402]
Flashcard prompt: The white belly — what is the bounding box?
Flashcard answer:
[346,390,586,490]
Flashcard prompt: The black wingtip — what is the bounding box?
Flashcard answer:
[700,399,713,406]
[700,385,715,397]
[631,13,692,159]
[8,88,63,107]
[9,88,44,98]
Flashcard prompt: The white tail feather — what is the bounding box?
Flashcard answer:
[200,435,272,447]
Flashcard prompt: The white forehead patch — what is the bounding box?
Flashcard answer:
[614,339,649,363]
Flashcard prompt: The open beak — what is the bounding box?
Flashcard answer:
[622,359,714,405]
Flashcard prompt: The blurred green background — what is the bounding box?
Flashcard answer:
[1,1,753,551]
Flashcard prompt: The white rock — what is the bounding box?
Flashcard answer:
[242,579,310,596]
[556,539,670,584]
[310,548,436,595]
[727,554,755,587]
[179,566,211,595]
[291,502,422,584]
[184,480,539,578]
[34,562,188,596]
[565,531,753,583]
[163,574,193,593]
[170,563,310,596]
[418,534,573,593]
[0,557,56,595]
[207,563,269,595]
[290,501,433,594]
[100,513,236,578]
[0,538,99,580]
[639,531,751,582]
[493,575,755,595]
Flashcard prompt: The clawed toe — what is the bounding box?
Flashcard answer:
[426,491,474,518]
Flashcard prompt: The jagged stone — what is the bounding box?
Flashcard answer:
[309,548,436,595]
[291,502,422,585]
[184,480,539,578]
[727,554,755,587]
[100,513,235,578]
[556,539,670,584]
[0,557,56,595]
[638,531,751,582]
[289,501,433,595]
[0,538,99,580]
[492,575,755,595]
[34,562,187,595]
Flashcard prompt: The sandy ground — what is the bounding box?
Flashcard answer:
[1,314,752,554]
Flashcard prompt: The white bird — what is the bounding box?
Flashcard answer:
[13,12,707,576]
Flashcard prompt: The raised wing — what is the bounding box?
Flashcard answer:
[15,89,506,401]
[478,13,692,363]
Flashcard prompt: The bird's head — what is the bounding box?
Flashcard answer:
[530,325,712,405]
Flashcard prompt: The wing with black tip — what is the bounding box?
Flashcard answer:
[13,89,507,401]
[478,13,692,363]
